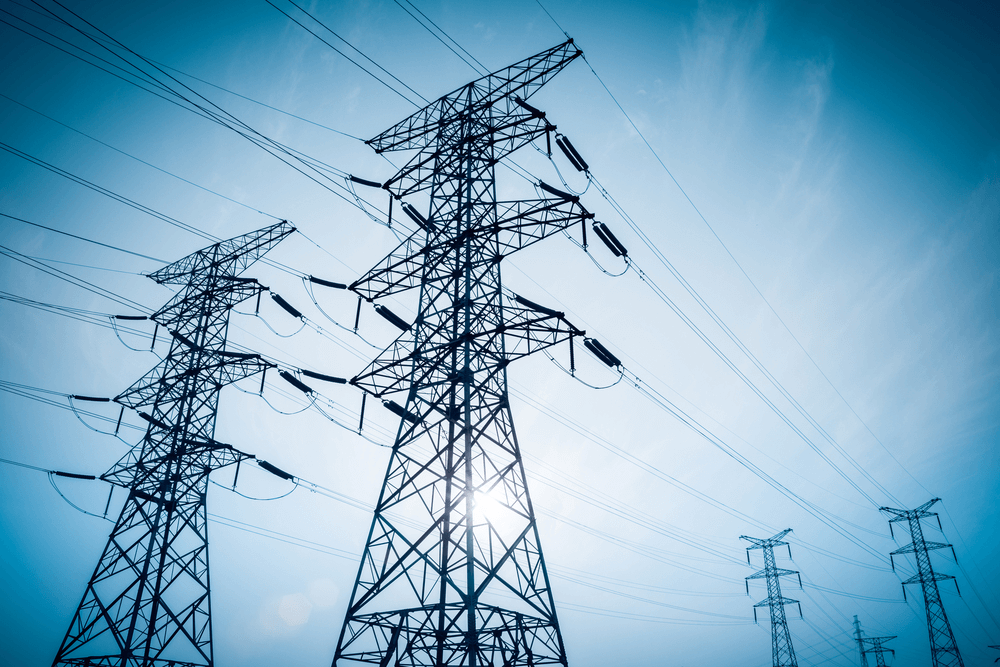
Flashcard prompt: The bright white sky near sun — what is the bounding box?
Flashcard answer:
[1,1,997,666]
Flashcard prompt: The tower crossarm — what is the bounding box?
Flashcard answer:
[350,196,591,301]
[100,436,253,490]
[754,596,799,609]
[152,277,265,327]
[741,529,792,550]
[367,39,581,155]
[746,568,799,581]
[901,571,956,586]
[113,353,270,408]
[350,296,582,398]
[147,221,294,285]
[891,540,954,556]
[880,498,941,522]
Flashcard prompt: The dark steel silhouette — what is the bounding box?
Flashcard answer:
[333,39,592,667]
[882,498,964,667]
[53,221,293,667]
[860,635,896,667]
[742,529,802,667]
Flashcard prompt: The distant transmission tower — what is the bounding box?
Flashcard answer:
[882,499,964,667]
[53,221,293,667]
[861,635,897,667]
[333,39,592,667]
[742,529,802,667]
[854,615,870,667]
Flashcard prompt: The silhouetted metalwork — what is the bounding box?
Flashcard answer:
[989,644,1000,663]
[334,39,592,667]
[882,498,964,667]
[860,635,896,667]
[742,529,802,667]
[853,615,870,667]
[53,221,293,667]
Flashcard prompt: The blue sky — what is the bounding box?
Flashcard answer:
[1,1,997,666]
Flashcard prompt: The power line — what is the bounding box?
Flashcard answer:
[1,212,166,262]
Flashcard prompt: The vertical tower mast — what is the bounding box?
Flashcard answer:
[742,529,802,667]
[335,40,591,667]
[53,221,293,667]
[882,498,964,667]
[853,615,870,667]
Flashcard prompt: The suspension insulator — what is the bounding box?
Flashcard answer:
[555,135,584,172]
[138,411,171,431]
[279,370,314,394]
[556,134,589,172]
[258,459,294,481]
[301,369,347,384]
[383,400,421,424]
[513,294,562,318]
[591,223,619,257]
[592,221,628,257]
[218,349,259,360]
[349,175,383,189]
[114,315,147,320]
[538,180,577,201]
[375,304,411,331]
[71,395,110,402]
[53,471,97,480]
[583,337,622,368]
[513,96,546,118]
[309,276,347,289]
[271,293,303,319]
[402,203,435,232]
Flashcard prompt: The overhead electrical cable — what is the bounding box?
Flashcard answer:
[1,212,166,262]
[531,0,922,504]
[0,93,283,221]
[390,0,488,76]
[277,0,430,105]
[21,1,386,221]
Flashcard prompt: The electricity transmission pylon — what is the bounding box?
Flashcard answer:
[882,498,964,667]
[854,615,870,667]
[53,221,293,667]
[333,39,592,667]
[742,529,802,667]
[860,635,897,667]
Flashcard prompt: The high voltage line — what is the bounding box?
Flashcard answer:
[3,2,997,663]
[0,0,916,572]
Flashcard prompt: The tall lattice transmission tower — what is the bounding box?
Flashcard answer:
[853,615,870,667]
[882,498,964,667]
[333,39,592,667]
[742,529,802,667]
[53,221,293,667]
[860,635,897,667]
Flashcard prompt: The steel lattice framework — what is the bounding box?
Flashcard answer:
[860,635,896,667]
[742,529,802,667]
[853,615,870,667]
[333,39,591,667]
[882,498,964,667]
[53,221,293,667]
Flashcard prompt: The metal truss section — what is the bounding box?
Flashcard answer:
[742,529,801,667]
[882,499,964,667]
[53,221,293,667]
[352,196,592,301]
[334,42,584,667]
[860,636,896,667]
